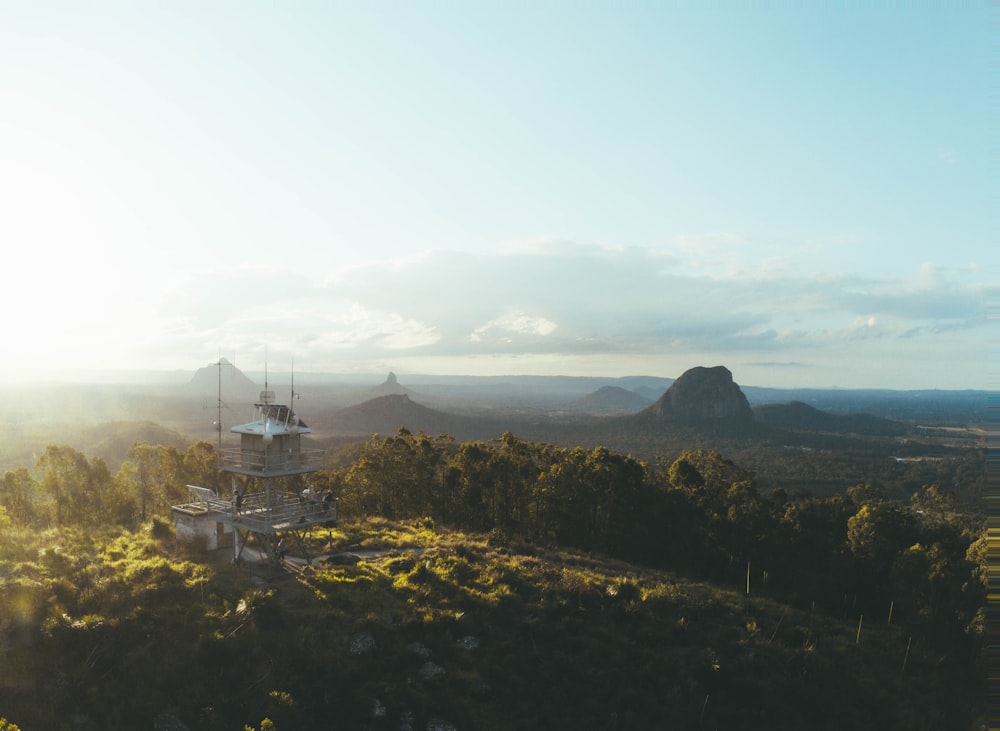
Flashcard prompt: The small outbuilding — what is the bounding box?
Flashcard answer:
[171,486,235,551]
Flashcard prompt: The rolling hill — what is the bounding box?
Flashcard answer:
[568,385,653,415]
[328,394,491,439]
[752,400,908,437]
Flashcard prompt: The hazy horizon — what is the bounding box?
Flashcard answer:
[0,363,990,394]
[0,4,991,390]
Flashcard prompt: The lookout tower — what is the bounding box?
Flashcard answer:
[220,391,322,479]
[172,370,335,564]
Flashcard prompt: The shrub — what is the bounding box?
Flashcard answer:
[150,516,174,541]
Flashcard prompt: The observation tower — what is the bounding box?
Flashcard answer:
[172,365,335,564]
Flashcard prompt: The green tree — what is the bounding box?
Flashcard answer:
[535,446,592,546]
[0,467,38,525]
[719,478,771,563]
[116,442,182,521]
[910,484,957,521]
[535,445,647,553]
[846,503,892,563]
[342,429,449,519]
[490,432,546,540]
[666,450,755,515]
[667,455,705,490]
[36,445,103,525]
[180,440,224,495]
[658,450,771,574]
[448,441,497,531]
[963,530,988,638]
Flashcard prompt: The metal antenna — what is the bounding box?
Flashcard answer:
[211,357,232,462]
[260,346,274,406]
[290,355,301,403]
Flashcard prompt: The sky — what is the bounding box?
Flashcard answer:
[0,2,993,390]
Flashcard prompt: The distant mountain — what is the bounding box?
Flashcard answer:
[641,366,753,423]
[268,365,924,451]
[569,386,653,415]
[186,358,260,404]
[742,387,989,426]
[611,376,674,396]
[78,420,192,470]
[753,401,908,437]
[631,384,670,402]
[329,394,472,438]
[362,372,413,400]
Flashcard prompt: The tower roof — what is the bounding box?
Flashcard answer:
[230,403,310,436]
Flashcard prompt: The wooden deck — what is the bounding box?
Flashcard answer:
[176,486,337,535]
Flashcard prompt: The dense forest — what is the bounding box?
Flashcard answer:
[0,430,988,729]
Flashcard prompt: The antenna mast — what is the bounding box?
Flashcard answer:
[211,358,230,462]
[260,346,274,406]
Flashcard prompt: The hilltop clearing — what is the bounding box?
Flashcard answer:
[0,518,985,730]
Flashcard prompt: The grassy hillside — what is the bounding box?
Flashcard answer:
[0,518,985,730]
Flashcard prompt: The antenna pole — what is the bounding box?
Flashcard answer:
[212,358,227,464]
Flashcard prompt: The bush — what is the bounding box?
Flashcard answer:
[150,516,174,541]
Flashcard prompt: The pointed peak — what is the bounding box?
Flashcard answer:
[187,358,259,398]
[647,365,752,422]
[386,372,398,384]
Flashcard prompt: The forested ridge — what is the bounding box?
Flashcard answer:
[0,429,987,729]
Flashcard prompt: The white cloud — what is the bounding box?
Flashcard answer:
[470,313,558,342]
[1,238,988,388]
[669,231,749,276]
[320,305,441,351]
[845,314,881,339]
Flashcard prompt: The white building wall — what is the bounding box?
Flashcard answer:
[173,510,233,551]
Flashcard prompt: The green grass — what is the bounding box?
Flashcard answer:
[0,517,986,731]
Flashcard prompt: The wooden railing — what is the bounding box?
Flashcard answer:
[231,492,338,533]
[179,485,338,534]
[218,447,325,475]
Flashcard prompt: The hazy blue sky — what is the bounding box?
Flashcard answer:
[0,2,992,389]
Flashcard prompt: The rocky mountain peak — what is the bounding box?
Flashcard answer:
[186,359,260,401]
[364,371,410,400]
[647,366,752,422]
